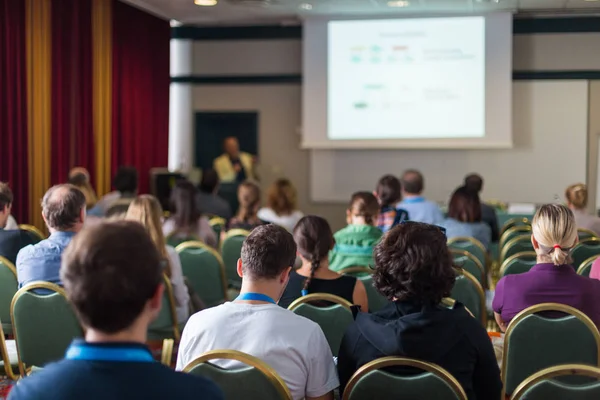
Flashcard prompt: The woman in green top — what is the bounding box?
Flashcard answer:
[329,191,383,272]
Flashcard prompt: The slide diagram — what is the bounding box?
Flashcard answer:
[350,45,414,64]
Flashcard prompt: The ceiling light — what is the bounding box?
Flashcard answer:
[387,0,409,7]
[195,0,217,6]
[299,3,313,10]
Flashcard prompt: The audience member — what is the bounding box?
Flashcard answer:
[213,136,256,183]
[163,180,217,248]
[337,222,501,399]
[441,186,492,249]
[68,170,98,210]
[257,178,303,232]
[374,175,409,233]
[94,166,138,217]
[8,221,223,400]
[0,183,36,264]
[329,192,382,272]
[197,169,232,219]
[493,204,600,330]
[397,170,444,225]
[16,184,86,289]
[278,216,369,311]
[227,180,264,231]
[464,174,499,242]
[5,215,18,230]
[565,183,600,236]
[176,224,338,400]
[125,195,190,324]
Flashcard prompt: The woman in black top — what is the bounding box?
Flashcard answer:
[278,215,369,311]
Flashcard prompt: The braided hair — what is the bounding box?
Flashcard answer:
[293,216,334,296]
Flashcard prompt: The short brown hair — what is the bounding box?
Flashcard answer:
[61,221,162,333]
[464,174,483,193]
[241,224,296,280]
[0,182,13,211]
[266,178,297,216]
[401,170,424,195]
[42,184,86,230]
[565,183,587,209]
[348,191,379,225]
[373,222,455,304]
[376,175,401,207]
[447,186,482,223]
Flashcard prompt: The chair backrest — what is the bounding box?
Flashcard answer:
[500,251,538,277]
[578,228,599,241]
[288,293,353,357]
[11,282,83,376]
[209,217,227,248]
[450,250,485,286]
[500,225,533,250]
[183,349,292,400]
[501,303,600,398]
[176,241,228,308]
[447,237,487,273]
[339,266,373,278]
[148,274,181,342]
[166,233,201,248]
[0,256,17,335]
[450,269,486,326]
[500,235,534,262]
[572,238,600,273]
[500,217,531,238]
[511,364,600,400]
[342,356,468,400]
[339,268,390,313]
[221,230,250,288]
[577,256,597,277]
[17,224,45,243]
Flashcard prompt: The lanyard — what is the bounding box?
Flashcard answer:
[403,197,425,204]
[65,343,155,363]
[235,292,276,304]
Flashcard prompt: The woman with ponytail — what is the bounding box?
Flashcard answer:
[493,204,600,331]
[278,216,369,311]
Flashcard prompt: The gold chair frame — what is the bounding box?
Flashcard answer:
[500,225,533,250]
[500,235,533,262]
[342,356,468,400]
[161,339,174,367]
[160,274,181,342]
[499,251,537,277]
[0,256,17,279]
[455,269,486,326]
[447,237,489,270]
[165,232,202,244]
[339,266,374,276]
[209,217,227,228]
[511,364,600,400]
[578,255,598,276]
[17,224,45,241]
[578,228,599,239]
[450,249,485,285]
[182,349,293,400]
[221,229,251,252]
[287,293,353,311]
[501,302,600,399]
[500,218,531,238]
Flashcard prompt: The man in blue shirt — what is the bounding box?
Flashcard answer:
[16,184,86,289]
[9,220,223,400]
[397,169,445,225]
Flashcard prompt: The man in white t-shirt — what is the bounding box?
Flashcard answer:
[176,224,339,400]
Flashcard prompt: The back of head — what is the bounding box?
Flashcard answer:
[0,182,13,212]
[448,186,482,223]
[237,180,261,221]
[68,172,98,208]
[42,184,87,231]
[348,191,379,225]
[373,222,455,305]
[267,178,297,216]
[532,204,578,266]
[400,169,424,195]
[294,216,334,291]
[376,175,402,207]
[61,220,162,333]
[199,169,219,194]
[464,174,483,193]
[241,224,297,281]
[169,180,200,228]
[113,166,138,194]
[565,183,588,210]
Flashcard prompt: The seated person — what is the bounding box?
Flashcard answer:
[375,175,409,233]
[93,166,138,217]
[278,215,368,311]
[464,174,499,242]
[16,184,86,289]
[397,169,444,225]
[337,222,501,399]
[8,221,223,400]
[227,181,264,231]
[163,180,217,248]
[565,183,600,236]
[441,186,492,249]
[176,224,339,400]
[257,178,303,232]
[0,182,36,264]
[197,169,232,220]
[329,192,382,272]
[5,214,18,230]
[68,167,98,210]
[493,204,600,330]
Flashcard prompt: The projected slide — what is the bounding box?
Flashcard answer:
[328,17,485,140]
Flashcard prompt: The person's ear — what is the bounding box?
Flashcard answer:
[79,207,86,223]
[346,209,352,225]
[531,235,539,250]
[280,266,292,284]
[236,258,243,278]
[149,283,165,311]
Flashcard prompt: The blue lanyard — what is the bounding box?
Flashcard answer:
[65,343,154,363]
[235,292,276,304]
[403,197,425,204]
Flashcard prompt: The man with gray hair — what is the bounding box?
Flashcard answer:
[16,184,86,289]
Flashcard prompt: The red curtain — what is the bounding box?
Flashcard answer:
[0,0,29,223]
[50,0,95,186]
[111,0,170,194]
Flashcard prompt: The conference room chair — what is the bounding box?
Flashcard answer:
[450,250,485,286]
[500,251,537,277]
[500,235,534,263]
[175,241,228,308]
[221,229,250,289]
[501,303,600,399]
[11,282,84,376]
[342,356,467,400]
[0,318,18,381]
[577,256,597,277]
[148,274,182,343]
[183,349,292,400]
[499,225,533,251]
[447,237,488,273]
[287,293,353,357]
[510,364,600,400]
[17,224,45,244]
[578,228,599,241]
[571,238,600,272]
[500,217,531,239]
[340,266,389,313]
[0,256,17,335]
[450,269,486,327]
[208,217,227,248]
[166,233,202,248]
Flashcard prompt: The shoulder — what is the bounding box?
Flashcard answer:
[257,208,274,219]
[16,242,40,264]
[213,154,228,163]
[8,360,81,398]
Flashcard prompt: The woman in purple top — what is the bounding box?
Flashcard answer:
[493,204,600,331]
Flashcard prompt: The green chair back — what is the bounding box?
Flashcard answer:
[0,257,17,335]
[501,303,600,398]
[572,239,600,272]
[448,238,487,273]
[500,235,534,262]
[578,256,597,277]
[511,365,600,400]
[209,217,227,248]
[176,241,228,308]
[359,275,389,313]
[183,350,292,400]
[578,228,599,241]
[500,225,533,250]
[451,250,485,286]
[167,235,200,248]
[288,294,353,357]
[11,283,83,376]
[500,251,537,277]
[17,225,45,244]
[148,274,181,342]
[221,230,249,289]
[343,356,467,400]
[450,270,486,326]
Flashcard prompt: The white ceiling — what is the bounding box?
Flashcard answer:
[122,0,600,25]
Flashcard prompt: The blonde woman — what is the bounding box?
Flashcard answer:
[565,183,600,236]
[257,178,303,232]
[492,204,600,331]
[125,195,190,324]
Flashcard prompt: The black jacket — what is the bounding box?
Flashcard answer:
[337,300,502,400]
[0,229,36,265]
